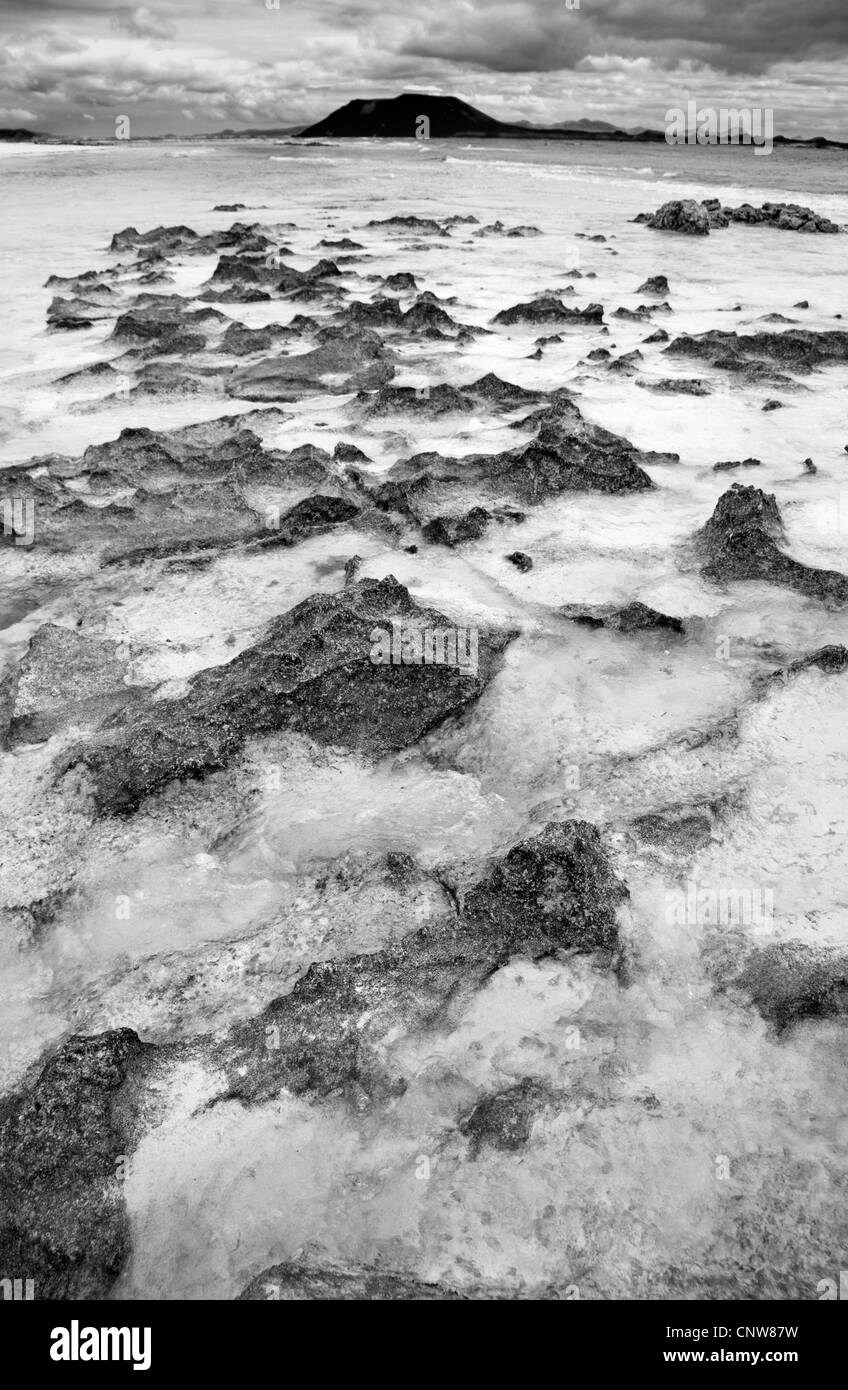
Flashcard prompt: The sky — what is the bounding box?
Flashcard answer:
[0,0,846,139]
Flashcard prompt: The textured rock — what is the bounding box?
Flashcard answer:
[0,625,145,748]
[227,329,394,401]
[696,484,848,602]
[57,577,515,814]
[0,1030,148,1300]
[561,601,684,634]
[722,944,848,1029]
[460,1079,551,1156]
[492,298,604,326]
[666,328,848,374]
[238,1262,468,1300]
[637,200,711,235]
[213,821,626,1106]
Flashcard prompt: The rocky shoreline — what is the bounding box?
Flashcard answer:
[2,194,848,1302]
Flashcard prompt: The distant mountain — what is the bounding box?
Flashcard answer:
[300,94,505,139]
[0,127,46,141]
[295,93,847,147]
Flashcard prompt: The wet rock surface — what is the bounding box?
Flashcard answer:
[696,484,848,603]
[213,821,626,1106]
[57,576,515,814]
[0,1031,148,1299]
[4,195,848,1305]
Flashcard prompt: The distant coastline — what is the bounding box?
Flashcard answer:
[4,91,847,150]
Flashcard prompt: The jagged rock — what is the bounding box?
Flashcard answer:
[465,374,542,408]
[636,200,840,235]
[0,625,145,748]
[383,271,417,290]
[586,348,611,362]
[354,383,473,417]
[637,200,711,235]
[713,457,762,471]
[721,943,848,1029]
[613,306,653,322]
[762,399,784,411]
[636,377,710,395]
[226,329,394,401]
[238,1262,467,1300]
[460,1079,551,1156]
[608,350,643,373]
[258,494,360,549]
[341,297,403,329]
[401,297,466,337]
[57,577,515,814]
[493,298,603,326]
[0,1030,148,1299]
[637,275,670,295]
[724,202,839,233]
[213,821,626,1105]
[642,329,670,344]
[506,551,533,572]
[802,457,817,474]
[366,215,444,234]
[219,322,291,355]
[696,484,848,602]
[375,407,656,514]
[422,507,491,546]
[561,601,684,634]
[319,237,363,250]
[666,328,848,374]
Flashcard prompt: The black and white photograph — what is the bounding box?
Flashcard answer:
[0,0,846,1341]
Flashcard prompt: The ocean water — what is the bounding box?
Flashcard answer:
[1,137,848,1300]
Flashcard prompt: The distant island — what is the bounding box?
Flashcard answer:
[295,93,847,149]
[3,94,846,148]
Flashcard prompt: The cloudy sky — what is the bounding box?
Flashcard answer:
[1,0,846,138]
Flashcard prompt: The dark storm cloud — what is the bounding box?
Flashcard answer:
[0,0,845,136]
[398,0,848,75]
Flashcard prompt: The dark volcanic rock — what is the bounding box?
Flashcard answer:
[636,377,710,396]
[561,601,684,635]
[377,398,659,513]
[227,329,394,401]
[637,275,670,295]
[383,271,417,291]
[722,943,848,1029]
[465,374,542,408]
[366,215,444,235]
[422,507,491,547]
[642,329,670,344]
[696,484,848,603]
[0,1030,147,1300]
[259,494,360,548]
[213,820,626,1105]
[636,199,840,236]
[401,297,466,337]
[460,1079,551,1156]
[493,298,603,326]
[666,328,848,374]
[355,383,474,417]
[638,200,711,235]
[57,577,514,814]
[713,457,762,472]
[506,551,533,572]
[0,624,145,748]
[238,1262,467,1300]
